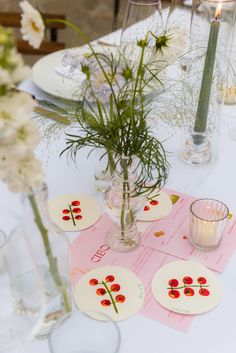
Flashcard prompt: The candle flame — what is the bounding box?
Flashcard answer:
[215,2,222,19]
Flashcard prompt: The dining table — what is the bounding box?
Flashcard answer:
[1,21,236,353]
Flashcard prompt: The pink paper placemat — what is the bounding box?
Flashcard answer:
[142,188,236,273]
[70,214,193,332]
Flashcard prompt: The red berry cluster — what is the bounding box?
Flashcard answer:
[168,276,210,299]
[144,199,159,211]
[62,200,83,224]
[89,275,125,313]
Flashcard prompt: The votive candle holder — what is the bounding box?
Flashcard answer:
[190,198,229,251]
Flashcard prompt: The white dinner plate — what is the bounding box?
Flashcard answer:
[32,45,116,101]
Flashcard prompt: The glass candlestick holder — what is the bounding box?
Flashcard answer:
[223,13,236,105]
[181,0,236,165]
[190,198,229,251]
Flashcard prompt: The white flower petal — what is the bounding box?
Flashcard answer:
[20,1,45,49]
[0,91,36,138]
[1,151,44,193]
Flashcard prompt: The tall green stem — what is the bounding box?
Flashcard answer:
[120,158,134,240]
[28,194,71,313]
[108,151,116,176]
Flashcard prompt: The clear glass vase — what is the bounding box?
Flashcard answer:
[181,0,236,164]
[0,214,45,351]
[10,183,72,339]
[94,152,116,193]
[105,157,144,252]
[120,0,163,64]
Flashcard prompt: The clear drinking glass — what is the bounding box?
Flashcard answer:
[120,0,163,64]
[0,212,45,352]
[49,310,121,353]
[190,198,229,251]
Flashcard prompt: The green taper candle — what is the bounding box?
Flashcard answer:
[194,6,221,135]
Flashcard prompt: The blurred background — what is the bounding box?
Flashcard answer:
[0,0,129,64]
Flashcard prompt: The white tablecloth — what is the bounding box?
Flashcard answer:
[2,35,236,353]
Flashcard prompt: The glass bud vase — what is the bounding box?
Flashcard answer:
[105,157,144,252]
[12,183,72,339]
[94,151,116,193]
[181,0,236,165]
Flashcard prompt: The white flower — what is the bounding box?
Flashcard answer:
[8,49,24,67]
[0,120,41,154]
[11,65,31,84]
[0,148,16,179]
[153,26,188,64]
[7,49,31,84]
[1,151,44,193]
[0,91,36,138]
[20,0,45,49]
[0,68,12,87]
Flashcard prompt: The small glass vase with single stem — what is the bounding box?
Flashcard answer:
[10,183,72,339]
[105,156,145,252]
[120,0,163,64]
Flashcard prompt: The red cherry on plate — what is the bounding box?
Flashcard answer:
[75,215,82,220]
[168,279,179,287]
[105,275,115,282]
[184,287,195,296]
[72,208,81,214]
[183,276,193,285]
[89,278,98,286]
[110,284,120,292]
[197,277,207,284]
[71,200,80,206]
[62,209,70,214]
[62,216,70,221]
[144,206,150,211]
[150,200,159,206]
[199,288,210,296]
[115,295,126,303]
[168,290,180,299]
[96,288,106,296]
[101,300,111,306]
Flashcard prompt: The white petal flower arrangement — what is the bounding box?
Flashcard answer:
[0,90,43,192]
[0,26,31,87]
[0,12,71,315]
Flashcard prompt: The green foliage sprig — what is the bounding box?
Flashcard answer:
[60,31,169,196]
